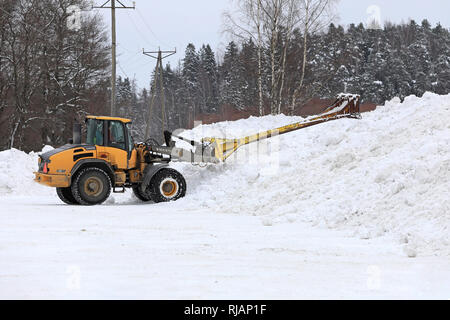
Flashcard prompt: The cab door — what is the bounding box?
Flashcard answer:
[99,120,128,170]
[126,123,138,169]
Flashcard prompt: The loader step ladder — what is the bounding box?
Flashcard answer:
[113,186,126,193]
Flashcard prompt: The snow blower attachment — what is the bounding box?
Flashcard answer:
[166,93,361,163]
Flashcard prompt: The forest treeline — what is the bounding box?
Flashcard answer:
[1,0,449,151]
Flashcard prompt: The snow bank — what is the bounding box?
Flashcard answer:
[172,92,450,256]
[0,146,54,196]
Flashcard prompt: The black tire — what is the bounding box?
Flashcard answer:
[56,187,79,205]
[132,185,152,202]
[71,167,112,205]
[149,168,186,203]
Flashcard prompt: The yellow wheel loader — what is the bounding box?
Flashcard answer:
[34,94,361,205]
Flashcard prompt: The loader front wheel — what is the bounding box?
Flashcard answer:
[56,187,79,205]
[149,168,186,203]
[71,167,112,205]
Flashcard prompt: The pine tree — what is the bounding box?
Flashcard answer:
[345,23,366,94]
[162,63,183,130]
[239,39,259,109]
[384,49,412,100]
[199,44,219,113]
[431,24,450,94]
[182,43,201,118]
[220,41,246,110]
[407,21,433,95]
[116,76,134,117]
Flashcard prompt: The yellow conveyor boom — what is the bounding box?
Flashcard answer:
[202,94,361,162]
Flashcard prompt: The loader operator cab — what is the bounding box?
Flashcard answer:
[85,116,134,156]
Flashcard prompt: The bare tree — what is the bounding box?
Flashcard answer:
[224,0,286,115]
[256,0,263,116]
[223,0,265,115]
[223,0,337,115]
[289,0,337,114]
[0,0,110,151]
[5,0,43,149]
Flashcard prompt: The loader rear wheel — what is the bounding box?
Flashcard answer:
[132,185,152,202]
[71,167,111,205]
[149,168,186,203]
[56,187,79,205]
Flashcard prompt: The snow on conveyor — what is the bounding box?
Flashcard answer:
[1,92,449,256]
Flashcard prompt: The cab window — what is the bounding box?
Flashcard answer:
[86,119,104,146]
[108,121,126,150]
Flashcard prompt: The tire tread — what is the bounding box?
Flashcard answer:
[71,167,111,205]
[149,168,186,203]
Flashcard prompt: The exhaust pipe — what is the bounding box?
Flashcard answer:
[73,123,82,145]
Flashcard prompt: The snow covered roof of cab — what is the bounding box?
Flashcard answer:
[86,115,132,123]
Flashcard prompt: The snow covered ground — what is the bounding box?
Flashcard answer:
[0,92,449,299]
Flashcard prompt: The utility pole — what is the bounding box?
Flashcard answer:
[143,48,176,141]
[93,0,135,116]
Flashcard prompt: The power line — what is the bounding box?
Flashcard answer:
[117,62,129,79]
[117,42,141,55]
[135,8,175,49]
[116,45,153,73]
[116,44,145,66]
[124,9,156,49]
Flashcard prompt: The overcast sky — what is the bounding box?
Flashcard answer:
[94,0,450,89]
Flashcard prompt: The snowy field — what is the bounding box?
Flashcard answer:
[0,92,449,299]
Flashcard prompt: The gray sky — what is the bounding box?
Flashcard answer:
[94,0,450,89]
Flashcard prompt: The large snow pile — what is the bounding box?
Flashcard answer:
[0,146,54,196]
[172,92,450,256]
